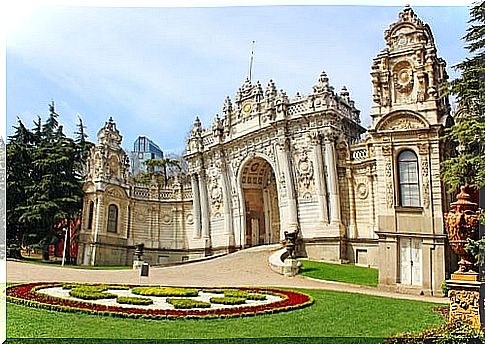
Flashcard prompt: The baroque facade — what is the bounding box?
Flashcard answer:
[78,6,453,295]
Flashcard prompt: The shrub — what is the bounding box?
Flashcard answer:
[166,298,211,309]
[383,320,483,344]
[69,286,117,300]
[441,281,449,297]
[132,287,199,297]
[116,296,153,305]
[210,297,247,305]
[224,290,266,300]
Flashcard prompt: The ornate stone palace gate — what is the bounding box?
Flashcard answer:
[78,6,454,296]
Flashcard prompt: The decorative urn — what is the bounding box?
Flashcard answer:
[444,186,480,274]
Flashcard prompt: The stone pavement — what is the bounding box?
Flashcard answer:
[6,245,449,304]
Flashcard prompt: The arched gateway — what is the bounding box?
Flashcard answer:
[240,157,280,247]
[78,6,452,296]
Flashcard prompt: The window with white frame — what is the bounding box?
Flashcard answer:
[397,150,420,207]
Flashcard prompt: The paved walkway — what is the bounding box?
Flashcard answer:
[7,245,449,304]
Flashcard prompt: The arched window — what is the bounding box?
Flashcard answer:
[397,150,420,207]
[107,204,118,233]
[87,201,95,229]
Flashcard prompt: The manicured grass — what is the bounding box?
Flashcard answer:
[7,288,444,340]
[299,259,379,287]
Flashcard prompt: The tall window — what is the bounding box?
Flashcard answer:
[87,201,94,229]
[397,150,420,207]
[107,204,118,233]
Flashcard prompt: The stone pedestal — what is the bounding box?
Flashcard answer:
[282,259,301,277]
[447,277,484,330]
[133,260,144,270]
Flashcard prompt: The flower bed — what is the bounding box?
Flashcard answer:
[6,282,314,320]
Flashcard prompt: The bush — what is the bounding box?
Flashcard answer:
[116,296,153,305]
[224,290,266,300]
[441,281,449,297]
[132,287,199,297]
[209,297,247,305]
[166,298,211,309]
[384,320,483,344]
[69,286,117,300]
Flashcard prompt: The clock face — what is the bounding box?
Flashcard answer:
[242,102,253,114]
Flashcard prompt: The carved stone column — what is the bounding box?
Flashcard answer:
[198,170,211,243]
[323,131,341,225]
[91,194,104,265]
[219,159,235,248]
[309,131,329,227]
[277,137,299,232]
[346,168,357,238]
[190,173,202,239]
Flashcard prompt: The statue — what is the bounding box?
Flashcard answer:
[283,231,298,260]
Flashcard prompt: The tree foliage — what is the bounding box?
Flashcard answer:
[6,102,94,255]
[134,157,183,186]
[442,1,485,192]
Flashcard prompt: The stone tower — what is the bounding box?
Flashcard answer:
[368,6,452,295]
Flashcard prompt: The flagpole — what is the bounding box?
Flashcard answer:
[249,40,255,82]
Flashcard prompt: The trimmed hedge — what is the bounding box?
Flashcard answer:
[209,297,247,305]
[69,288,117,300]
[166,298,211,309]
[224,290,266,300]
[132,287,199,297]
[116,296,154,305]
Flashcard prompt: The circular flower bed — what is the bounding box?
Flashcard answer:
[7,282,314,320]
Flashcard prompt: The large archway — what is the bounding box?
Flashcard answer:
[240,157,280,247]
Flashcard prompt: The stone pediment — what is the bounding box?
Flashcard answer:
[105,186,127,199]
[375,111,429,131]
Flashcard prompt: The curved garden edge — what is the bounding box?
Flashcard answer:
[6,282,314,320]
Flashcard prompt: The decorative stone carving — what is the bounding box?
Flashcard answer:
[420,160,430,209]
[417,142,429,155]
[449,289,481,329]
[297,152,314,189]
[381,145,392,156]
[379,113,427,131]
[161,213,172,225]
[356,182,368,199]
[385,160,394,208]
[313,71,332,94]
[393,61,414,94]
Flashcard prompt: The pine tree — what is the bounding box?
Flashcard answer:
[441,2,485,193]
[6,120,35,249]
[7,102,92,262]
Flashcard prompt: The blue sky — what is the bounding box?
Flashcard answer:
[5,3,470,154]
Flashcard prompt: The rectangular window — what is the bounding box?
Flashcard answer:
[107,204,118,233]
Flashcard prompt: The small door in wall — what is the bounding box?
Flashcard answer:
[399,238,422,286]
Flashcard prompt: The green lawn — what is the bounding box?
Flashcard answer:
[299,259,379,287]
[7,288,444,342]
